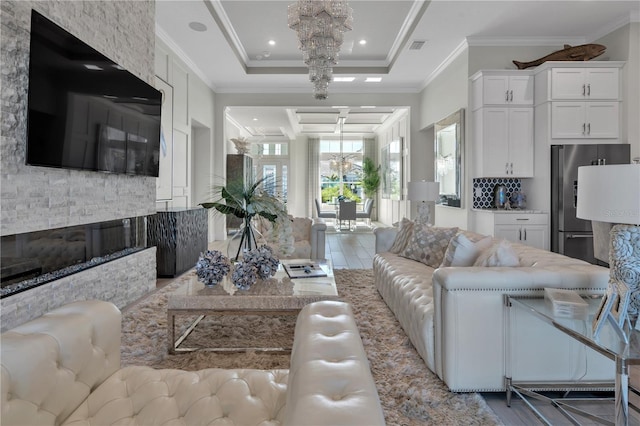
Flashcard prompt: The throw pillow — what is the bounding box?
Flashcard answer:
[441,233,493,267]
[389,218,415,254]
[399,225,459,268]
[473,239,520,267]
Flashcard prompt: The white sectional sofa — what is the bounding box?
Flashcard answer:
[1,299,384,426]
[374,226,614,392]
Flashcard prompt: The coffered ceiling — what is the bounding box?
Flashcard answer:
[156,0,639,139]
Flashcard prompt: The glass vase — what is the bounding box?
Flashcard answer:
[227,217,261,261]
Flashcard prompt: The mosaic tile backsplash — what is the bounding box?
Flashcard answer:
[473,178,522,209]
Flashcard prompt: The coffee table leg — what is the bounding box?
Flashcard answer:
[168,310,176,354]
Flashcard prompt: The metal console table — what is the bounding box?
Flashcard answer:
[506,295,640,426]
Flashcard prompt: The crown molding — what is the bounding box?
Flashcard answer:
[155,25,217,91]
[586,10,640,42]
[466,36,585,47]
[387,0,430,67]
[419,39,468,91]
[204,0,249,69]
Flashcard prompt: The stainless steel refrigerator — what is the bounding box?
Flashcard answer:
[551,144,630,264]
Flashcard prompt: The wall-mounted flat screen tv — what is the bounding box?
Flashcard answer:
[26,10,162,177]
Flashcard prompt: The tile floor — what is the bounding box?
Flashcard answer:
[324,224,377,269]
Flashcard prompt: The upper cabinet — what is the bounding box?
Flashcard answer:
[470,70,534,178]
[534,61,625,104]
[471,71,534,110]
[550,68,619,100]
[534,61,625,143]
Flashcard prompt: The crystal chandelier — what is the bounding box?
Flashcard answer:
[329,117,354,174]
[288,0,353,100]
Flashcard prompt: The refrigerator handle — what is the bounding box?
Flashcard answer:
[573,181,578,208]
[567,234,594,239]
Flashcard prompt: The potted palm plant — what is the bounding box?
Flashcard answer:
[200,176,288,260]
[362,157,381,199]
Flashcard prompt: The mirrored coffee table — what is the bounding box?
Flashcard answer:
[167,259,339,354]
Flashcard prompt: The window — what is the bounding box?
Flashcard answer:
[319,138,363,204]
[252,143,289,204]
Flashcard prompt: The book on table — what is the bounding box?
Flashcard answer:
[283,262,327,279]
[544,287,588,319]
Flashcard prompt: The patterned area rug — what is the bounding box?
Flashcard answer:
[121,269,502,425]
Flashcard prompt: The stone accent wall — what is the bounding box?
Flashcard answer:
[0,1,158,329]
[1,247,157,332]
[1,1,157,235]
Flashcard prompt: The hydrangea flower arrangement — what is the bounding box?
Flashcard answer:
[231,260,259,290]
[243,244,280,279]
[195,250,231,286]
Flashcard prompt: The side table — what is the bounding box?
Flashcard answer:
[506,295,640,426]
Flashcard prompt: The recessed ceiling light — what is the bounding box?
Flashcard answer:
[334,77,355,82]
[360,106,376,109]
[84,64,102,70]
[188,21,207,32]
[365,77,382,83]
[268,40,276,46]
[252,118,258,121]
[359,39,367,45]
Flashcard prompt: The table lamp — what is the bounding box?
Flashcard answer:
[576,164,640,336]
[407,181,440,225]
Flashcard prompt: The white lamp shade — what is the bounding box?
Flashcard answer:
[576,164,640,225]
[407,181,440,202]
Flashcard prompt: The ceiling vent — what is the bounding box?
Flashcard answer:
[409,40,426,50]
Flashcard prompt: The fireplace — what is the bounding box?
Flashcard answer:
[1,216,148,298]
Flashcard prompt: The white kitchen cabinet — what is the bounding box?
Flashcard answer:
[471,71,534,110]
[474,107,534,177]
[551,102,619,139]
[550,67,619,100]
[473,211,549,250]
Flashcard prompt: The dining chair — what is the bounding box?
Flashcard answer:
[356,198,374,227]
[338,200,357,231]
[315,199,337,223]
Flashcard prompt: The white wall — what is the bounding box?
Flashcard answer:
[419,49,470,229]
[595,22,640,160]
[376,112,410,226]
[155,38,217,241]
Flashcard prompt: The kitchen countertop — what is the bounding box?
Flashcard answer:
[472,208,547,214]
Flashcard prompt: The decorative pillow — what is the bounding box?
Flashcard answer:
[389,218,415,254]
[473,239,520,267]
[399,225,459,268]
[441,233,493,267]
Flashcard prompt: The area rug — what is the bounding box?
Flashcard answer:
[121,269,503,425]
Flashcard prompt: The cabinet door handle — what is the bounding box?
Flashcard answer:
[505,162,509,174]
[505,90,509,102]
[510,163,514,174]
[524,229,527,240]
[510,90,513,102]
[587,84,591,96]
[582,123,586,134]
[582,84,586,96]
[587,123,591,135]
[519,229,522,240]
[516,218,530,221]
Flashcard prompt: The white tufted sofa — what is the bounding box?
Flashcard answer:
[1,299,384,426]
[374,227,614,392]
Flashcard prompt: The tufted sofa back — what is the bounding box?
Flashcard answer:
[1,300,121,426]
